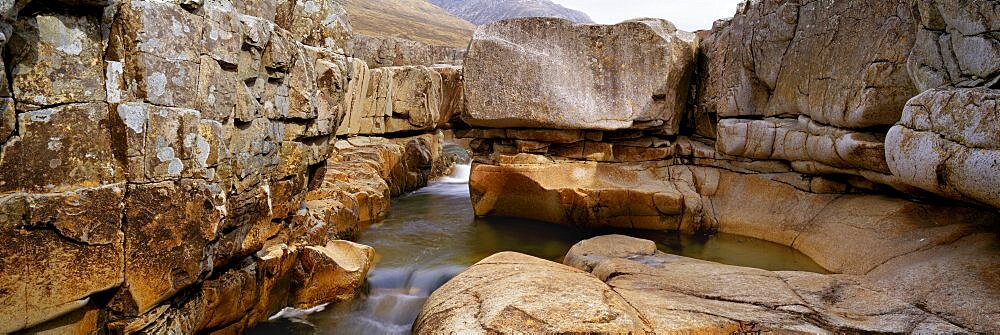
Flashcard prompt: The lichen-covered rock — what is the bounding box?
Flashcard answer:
[908,0,1000,91]
[694,0,917,129]
[8,13,106,108]
[886,88,1000,208]
[275,0,352,50]
[0,103,121,193]
[414,252,650,334]
[462,17,696,132]
[292,240,374,308]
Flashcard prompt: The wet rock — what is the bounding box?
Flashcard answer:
[694,0,917,129]
[292,240,375,308]
[8,13,106,108]
[886,88,1000,208]
[909,0,1000,91]
[0,103,121,193]
[463,17,695,132]
[413,252,650,334]
[469,162,702,230]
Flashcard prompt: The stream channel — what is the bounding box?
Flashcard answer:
[250,164,828,334]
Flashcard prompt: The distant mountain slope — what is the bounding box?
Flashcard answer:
[339,0,476,48]
[428,0,594,25]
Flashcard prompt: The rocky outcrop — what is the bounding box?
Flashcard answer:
[337,63,445,136]
[694,0,917,130]
[0,0,460,332]
[463,17,696,133]
[417,235,978,334]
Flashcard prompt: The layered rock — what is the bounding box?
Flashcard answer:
[348,33,465,68]
[462,17,696,133]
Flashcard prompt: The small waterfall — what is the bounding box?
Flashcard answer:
[437,163,471,184]
[330,265,466,334]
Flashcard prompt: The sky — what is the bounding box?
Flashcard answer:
[550,0,744,32]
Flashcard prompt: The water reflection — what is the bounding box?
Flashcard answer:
[251,167,827,334]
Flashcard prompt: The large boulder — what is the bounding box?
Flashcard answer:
[413,252,650,334]
[292,240,375,308]
[886,88,1000,209]
[462,17,696,133]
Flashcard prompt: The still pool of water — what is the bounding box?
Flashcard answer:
[250,166,828,334]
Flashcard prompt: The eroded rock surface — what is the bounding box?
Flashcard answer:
[462,17,696,132]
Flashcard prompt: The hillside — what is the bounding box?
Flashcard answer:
[339,0,476,48]
[428,0,594,25]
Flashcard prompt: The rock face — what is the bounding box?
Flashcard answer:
[428,0,594,25]
[417,235,973,334]
[348,33,465,69]
[694,0,917,130]
[908,0,1000,91]
[463,17,696,133]
[337,64,444,136]
[0,0,461,332]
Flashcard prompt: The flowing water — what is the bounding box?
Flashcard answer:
[250,164,828,334]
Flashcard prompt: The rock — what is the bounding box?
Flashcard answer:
[694,0,917,129]
[108,0,203,109]
[275,0,352,50]
[568,235,968,333]
[0,103,121,193]
[336,65,442,136]
[909,0,1000,91]
[8,13,106,108]
[717,117,890,173]
[112,102,221,183]
[0,186,125,333]
[413,252,650,334]
[431,65,463,125]
[462,17,696,132]
[347,34,465,68]
[469,162,704,230]
[113,180,225,315]
[292,240,375,308]
[886,88,1000,208]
